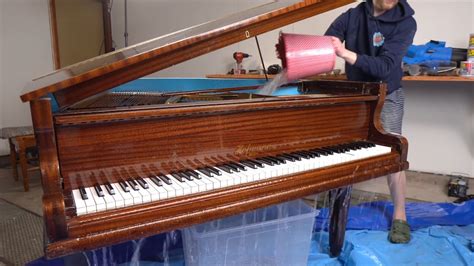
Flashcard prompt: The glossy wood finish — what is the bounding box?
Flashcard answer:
[20,0,355,108]
[57,100,371,190]
[30,99,68,241]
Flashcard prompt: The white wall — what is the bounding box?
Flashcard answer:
[110,0,358,76]
[0,0,53,155]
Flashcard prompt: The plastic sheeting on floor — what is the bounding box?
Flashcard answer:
[309,225,474,266]
[315,200,474,231]
[27,200,474,266]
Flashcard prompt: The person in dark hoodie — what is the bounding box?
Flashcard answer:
[325,0,416,244]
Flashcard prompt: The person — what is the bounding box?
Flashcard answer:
[325,0,417,244]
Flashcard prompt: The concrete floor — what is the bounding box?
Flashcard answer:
[0,155,472,265]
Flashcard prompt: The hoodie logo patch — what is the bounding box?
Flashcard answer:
[373,32,385,47]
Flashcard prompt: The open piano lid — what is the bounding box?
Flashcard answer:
[20,0,354,109]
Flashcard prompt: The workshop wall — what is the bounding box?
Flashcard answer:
[0,0,54,155]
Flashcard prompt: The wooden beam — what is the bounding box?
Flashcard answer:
[48,0,61,69]
[101,0,113,53]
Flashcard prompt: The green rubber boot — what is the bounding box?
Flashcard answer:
[389,219,411,244]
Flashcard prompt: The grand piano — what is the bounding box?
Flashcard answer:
[20,0,408,259]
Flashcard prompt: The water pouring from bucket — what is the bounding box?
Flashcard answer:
[256,33,336,95]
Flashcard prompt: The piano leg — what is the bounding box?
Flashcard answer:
[328,185,352,257]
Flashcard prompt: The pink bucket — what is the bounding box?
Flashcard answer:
[276,33,336,81]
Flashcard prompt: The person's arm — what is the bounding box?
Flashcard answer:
[337,18,417,80]
[325,11,349,42]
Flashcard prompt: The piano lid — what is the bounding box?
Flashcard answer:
[20,0,354,109]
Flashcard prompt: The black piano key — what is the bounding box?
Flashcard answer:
[150,176,163,186]
[313,149,328,156]
[186,170,201,179]
[127,179,139,190]
[136,177,149,189]
[319,148,333,155]
[156,174,172,185]
[278,154,295,162]
[293,152,310,159]
[299,151,315,158]
[206,167,221,176]
[119,181,130,192]
[94,184,104,197]
[170,172,185,182]
[256,158,274,166]
[282,153,300,161]
[105,182,115,195]
[79,186,88,200]
[247,159,264,168]
[264,156,281,164]
[360,141,374,148]
[216,165,233,174]
[224,163,239,172]
[239,160,257,169]
[268,156,285,164]
[228,162,246,171]
[197,168,213,177]
[179,171,194,181]
[306,150,321,157]
[288,153,302,160]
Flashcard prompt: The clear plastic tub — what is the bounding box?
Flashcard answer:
[182,199,318,266]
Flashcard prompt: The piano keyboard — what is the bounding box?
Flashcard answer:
[72,141,392,216]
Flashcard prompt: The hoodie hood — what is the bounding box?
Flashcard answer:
[365,0,415,22]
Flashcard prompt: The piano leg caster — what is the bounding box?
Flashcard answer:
[328,185,352,257]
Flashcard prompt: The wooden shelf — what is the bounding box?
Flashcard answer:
[401,75,474,82]
[206,74,474,82]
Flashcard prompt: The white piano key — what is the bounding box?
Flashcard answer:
[186,177,200,194]
[160,179,177,198]
[72,189,87,216]
[113,183,134,207]
[198,175,215,190]
[136,184,152,203]
[108,184,125,209]
[192,178,207,192]
[128,186,143,205]
[83,187,97,214]
[143,177,162,201]
[90,186,107,212]
[166,174,185,196]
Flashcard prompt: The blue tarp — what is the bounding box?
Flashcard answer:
[315,200,474,231]
[309,225,474,266]
[28,200,474,266]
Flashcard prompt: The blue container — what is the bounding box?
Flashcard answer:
[182,199,318,266]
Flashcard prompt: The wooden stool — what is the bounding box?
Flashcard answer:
[9,134,38,191]
[1,126,37,192]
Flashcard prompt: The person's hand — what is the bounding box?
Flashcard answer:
[330,36,357,65]
[330,36,346,57]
